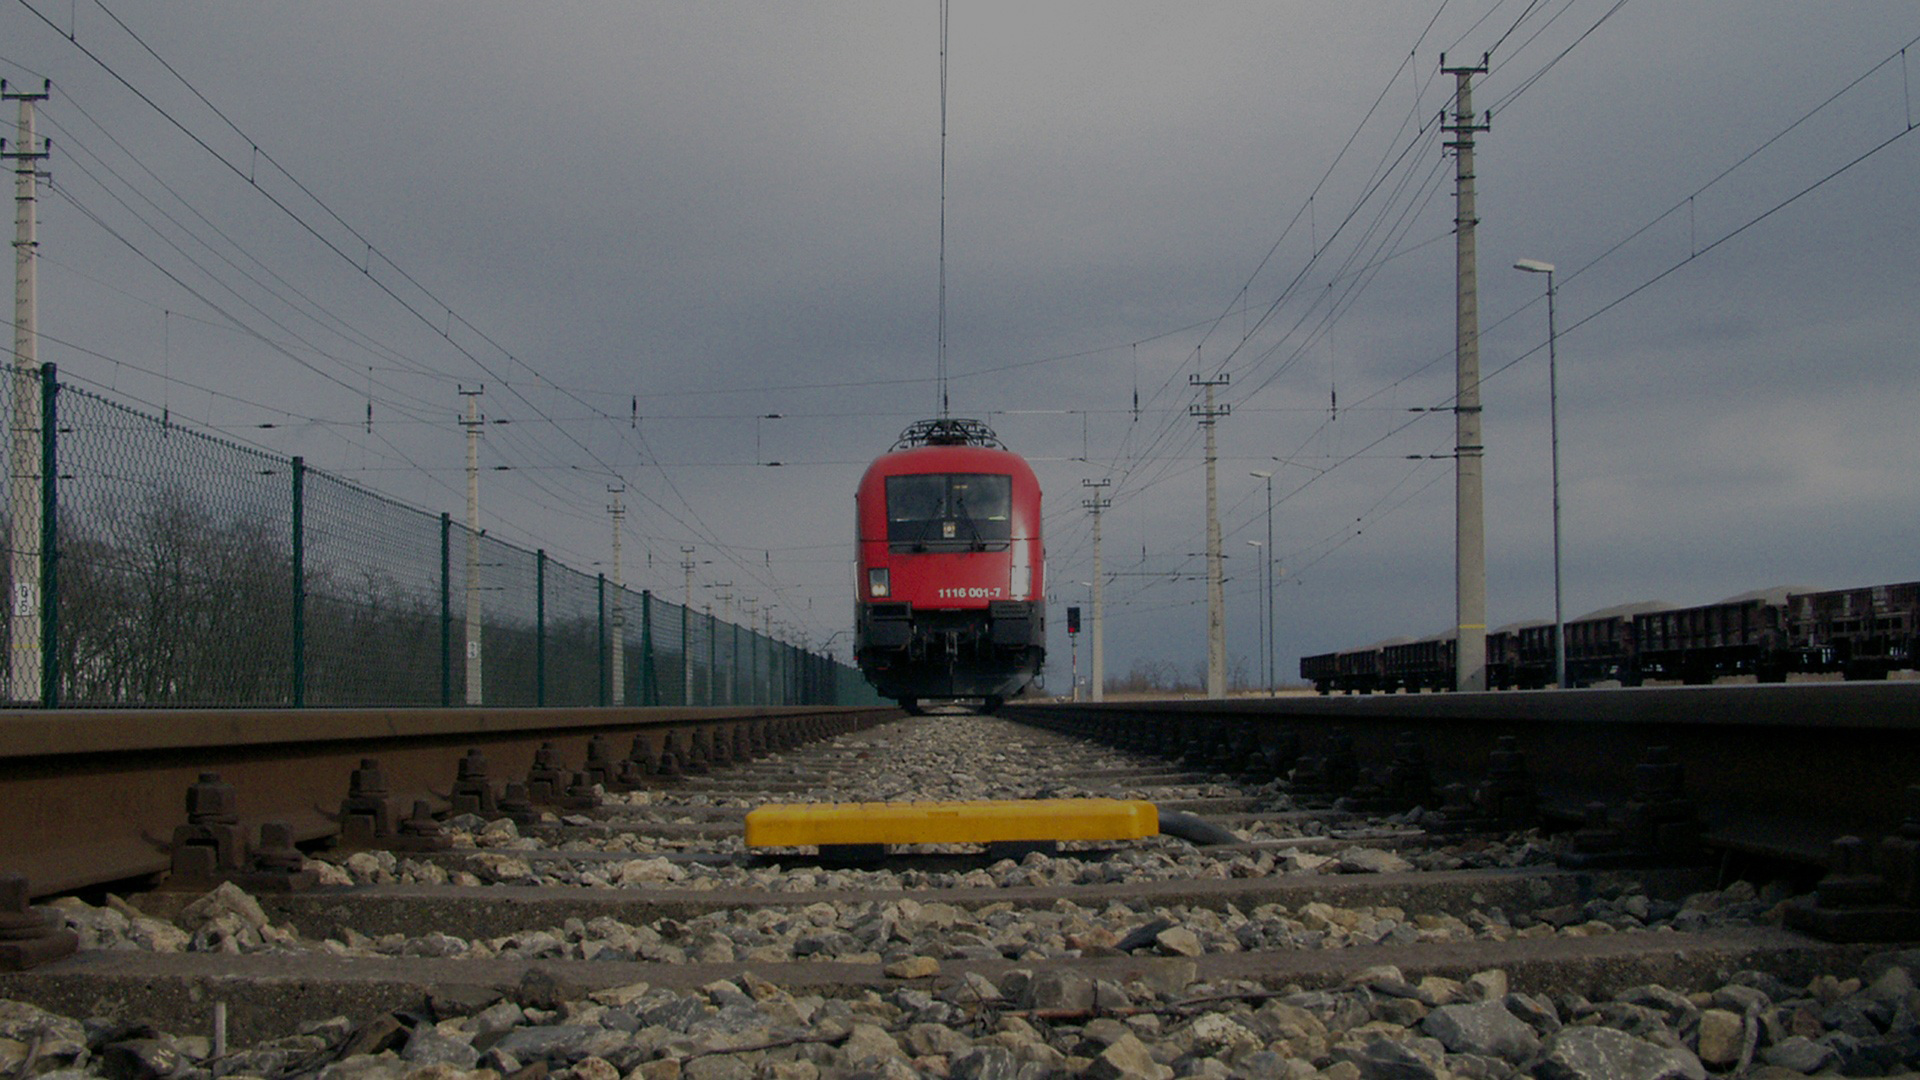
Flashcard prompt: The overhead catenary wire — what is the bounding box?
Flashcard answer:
[935,0,949,417]
[1054,2,1906,637]
[11,3,1913,653]
[18,0,847,636]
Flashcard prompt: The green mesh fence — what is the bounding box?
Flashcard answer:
[52,382,294,706]
[304,470,442,706]
[543,562,601,707]
[473,534,538,707]
[0,365,879,708]
[654,593,687,707]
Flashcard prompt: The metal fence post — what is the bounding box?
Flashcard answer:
[641,590,655,705]
[535,549,546,706]
[38,363,56,708]
[291,456,305,707]
[596,573,607,707]
[440,512,451,707]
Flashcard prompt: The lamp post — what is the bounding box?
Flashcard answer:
[1245,540,1264,695]
[1513,258,1564,689]
[1249,470,1274,695]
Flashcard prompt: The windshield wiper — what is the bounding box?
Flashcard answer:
[952,495,988,552]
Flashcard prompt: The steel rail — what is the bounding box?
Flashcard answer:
[0,705,898,897]
[1006,683,1920,865]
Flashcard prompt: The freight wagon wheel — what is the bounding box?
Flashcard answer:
[899,697,925,716]
[980,696,1003,715]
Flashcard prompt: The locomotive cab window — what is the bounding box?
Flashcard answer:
[885,473,1012,551]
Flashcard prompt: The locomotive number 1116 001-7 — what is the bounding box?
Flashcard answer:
[937,586,1003,600]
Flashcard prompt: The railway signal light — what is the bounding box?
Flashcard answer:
[1067,606,1081,635]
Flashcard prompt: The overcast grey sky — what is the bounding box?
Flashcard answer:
[3,2,1916,687]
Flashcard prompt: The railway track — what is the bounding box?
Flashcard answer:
[1,691,1917,1078]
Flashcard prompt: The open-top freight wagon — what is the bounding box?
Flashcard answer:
[1301,581,1920,693]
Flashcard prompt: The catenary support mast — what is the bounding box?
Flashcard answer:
[4,80,48,704]
[1190,373,1230,698]
[1082,479,1110,702]
[1444,55,1490,692]
[608,485,626,704]
[460,386,484,704]
[681,547,696,703]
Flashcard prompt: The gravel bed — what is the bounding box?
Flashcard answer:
[44,872,1784,965]
[6,950,1919,1078]
[310,822,1551,889]
[15,715,1898,1077]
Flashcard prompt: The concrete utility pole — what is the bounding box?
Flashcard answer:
[1190,373,1231,698]
[1444,54,1491,693]
[460,386,484,704]
[680,546,696,704]
[1082,479,1110,702]
[607,486,626,705]
[3,80,48,705]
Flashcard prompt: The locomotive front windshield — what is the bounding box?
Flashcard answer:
[885,473,1012,551]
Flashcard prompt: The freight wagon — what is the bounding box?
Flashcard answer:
[1302,581,1919,693]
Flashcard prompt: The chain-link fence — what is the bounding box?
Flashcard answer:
[0,364,878,708]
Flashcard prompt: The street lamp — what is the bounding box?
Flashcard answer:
[1245,540,1265,695]
[1249,470,1274,695]
[1513,258,1564,689]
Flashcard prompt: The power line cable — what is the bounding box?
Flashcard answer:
[25,0,835,625]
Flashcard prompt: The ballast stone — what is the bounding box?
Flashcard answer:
[1023,970,1095,1012]
[1333,1034,1445,1080]
[399,1027,481,1070]
[1420,999,1542,1063]
[1337,848,1414,875]
[1536,1025,1706,1080]
[1692,1007,1749,1068]
[839,1022,906,1065]
[948,1045,1019,1080]
[1181,1013,1261,1057]
[1153,925,1204,957]
[0,1000,87,1072]
[1086,1033,1172,1080]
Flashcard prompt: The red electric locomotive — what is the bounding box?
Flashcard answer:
[855,418,1046,713]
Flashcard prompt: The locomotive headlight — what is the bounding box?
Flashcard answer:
[868,568,890,598]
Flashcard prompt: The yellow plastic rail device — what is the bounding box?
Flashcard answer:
[744,799,1160,848]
